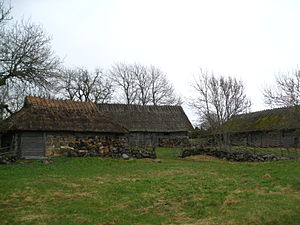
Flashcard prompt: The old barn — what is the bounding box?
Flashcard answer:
[1,97,193,158]
[224,106,300,148]
[97,104,193,147]
[1,97,127,158]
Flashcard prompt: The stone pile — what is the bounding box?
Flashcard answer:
[67,137,126,155]
[67,147,156,159]
[46,136,126,157]
[0,152,18,164]
[159,137,189,148]
[180,147,280,162]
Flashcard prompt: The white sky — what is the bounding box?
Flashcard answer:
[11,0,300,124]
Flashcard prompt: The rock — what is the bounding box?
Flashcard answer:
[78,150,88,153]
[152,159,162,163]
[19,161,33,165]
[60,146,74,150]
[0,160,9,164]
[42,160,53,164]
[122,153,129,160]
[279,157,289,161]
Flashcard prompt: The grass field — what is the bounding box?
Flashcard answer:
[0,148,299,225]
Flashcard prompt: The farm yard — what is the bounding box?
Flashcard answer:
[0,148,299,225]
[1,1,300,224]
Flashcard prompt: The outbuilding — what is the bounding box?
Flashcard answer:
[1,96,193,158]
[224,106,300,148]
[97,103,193,147]
[1,97,127,158]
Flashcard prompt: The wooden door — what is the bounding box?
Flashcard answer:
[20,132,45,158]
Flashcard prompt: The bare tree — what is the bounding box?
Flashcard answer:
[0,0,11,25]
[110,62,181,106]
[0,21,61,87]
[263,69,300,108]
[132,63,151,105]
[0,83,9,119]
[148,65,181,105]
[0,3,60,117]
[0,79,53,119]
[191,69,251,130]
[57,67,113,103]
[110,63,138,104]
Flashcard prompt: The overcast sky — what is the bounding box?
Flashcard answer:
[11,0,300,124]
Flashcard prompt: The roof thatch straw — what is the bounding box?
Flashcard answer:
[3,97,127,133]
[97,104,193,132]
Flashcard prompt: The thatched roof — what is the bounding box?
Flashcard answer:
[3,97,127,133]
[97,104,193,132]
[224,106,300,133]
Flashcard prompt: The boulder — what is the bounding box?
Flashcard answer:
[122,153,129,160]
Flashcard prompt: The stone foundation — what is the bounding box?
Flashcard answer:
[45,133,127,157]
[68,147,156,159]
[45,133,156,159]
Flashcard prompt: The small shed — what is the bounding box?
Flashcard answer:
[1,97,127,158]
[224,106,300,148]
[97,104,194,147]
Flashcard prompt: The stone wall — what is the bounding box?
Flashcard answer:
[45,132,126,157]
[45,132,156,159]
[180,147,280,162]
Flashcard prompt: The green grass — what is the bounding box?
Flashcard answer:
[0,148,299,225]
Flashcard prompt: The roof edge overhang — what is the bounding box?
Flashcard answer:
[5,129,128,134]
[128,130,189,133]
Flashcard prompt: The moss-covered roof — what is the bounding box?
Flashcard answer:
[223,106,300,132]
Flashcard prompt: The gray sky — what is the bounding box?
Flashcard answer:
[11,0,300,124]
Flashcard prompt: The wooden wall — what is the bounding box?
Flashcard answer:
[229,129,300,148]
[127,131,189,147]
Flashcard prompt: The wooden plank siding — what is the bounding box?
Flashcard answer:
[20,132,45,158]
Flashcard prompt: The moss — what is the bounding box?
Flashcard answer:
[254,115,281,130]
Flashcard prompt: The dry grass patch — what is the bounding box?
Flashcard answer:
[20,214,50,222]
[75,216,92,223]
[50,191,92,199]
[223,199,241,206]
[0,200,14,207]
[172,213,217,225]
[60,181,81,188]
[262,173,272,178]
